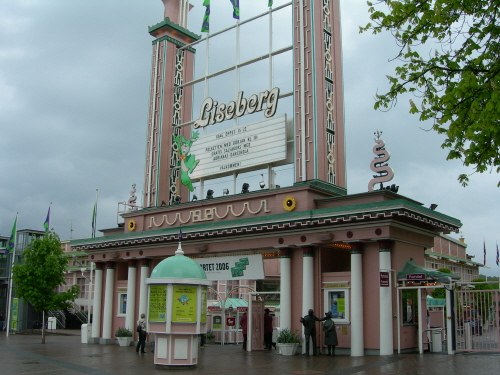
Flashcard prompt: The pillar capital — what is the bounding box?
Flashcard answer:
[139,259,150,267]
[279,247,293,258]
[349,242,364,254]
[378,240,393,252]
[302,246,315,257]
[105,261,116,269]
[127,259,137,267]
[94,261,104,270]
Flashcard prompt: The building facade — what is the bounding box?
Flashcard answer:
[72,1,462,356]
[425,234,481,283]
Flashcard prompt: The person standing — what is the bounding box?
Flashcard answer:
[240,311,248,350]
[322,311,338,356]
[136,313,147,353]
[0,312,4,331]
[300,309,324,356]
[264,308,273,350]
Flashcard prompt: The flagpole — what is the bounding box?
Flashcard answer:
[5,213,18,337]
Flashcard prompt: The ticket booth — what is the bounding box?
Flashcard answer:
[146,244,211,369]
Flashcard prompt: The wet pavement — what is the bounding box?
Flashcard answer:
[0,330,499,375]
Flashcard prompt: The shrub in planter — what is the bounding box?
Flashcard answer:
[115,327,133,337]
[276,328,301,344]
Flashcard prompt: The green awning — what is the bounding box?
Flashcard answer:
[213,298,248,309]
[427,295,446,307]
[397,260,459,280]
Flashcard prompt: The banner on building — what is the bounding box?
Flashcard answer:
[193,254,264,280]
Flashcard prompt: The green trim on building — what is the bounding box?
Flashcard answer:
[152,34,196,53]
[149,17,200,42]
[71,194,461,250]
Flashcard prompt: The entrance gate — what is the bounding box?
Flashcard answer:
[454,288,500,352]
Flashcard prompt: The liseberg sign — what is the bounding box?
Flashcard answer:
[180,87,287,182]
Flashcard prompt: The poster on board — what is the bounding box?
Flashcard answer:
[149,285,167,322]
[172,285,198,323]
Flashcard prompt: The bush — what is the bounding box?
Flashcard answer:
[206,330,215,339]
[115,327,133,337]
[276,328,302,344]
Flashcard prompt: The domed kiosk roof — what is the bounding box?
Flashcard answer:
[150,244,207,280]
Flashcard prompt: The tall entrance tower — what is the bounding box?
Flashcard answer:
[143,0,345,207]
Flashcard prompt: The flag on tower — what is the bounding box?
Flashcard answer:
[230,0,240,19]
[496,242,499,266]
[92,190,98,238]
[268,0,273,6]
[483,240,486,266]
[201,0,210,32]
[4,216,17,256]
[43,206,51,232]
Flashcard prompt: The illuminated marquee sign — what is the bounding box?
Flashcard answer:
[190,114,287,179]
[193,87,280,128]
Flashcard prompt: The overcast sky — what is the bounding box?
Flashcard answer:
[0,0,498,276]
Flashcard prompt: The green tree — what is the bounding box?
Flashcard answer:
[362,0,500,186]
[12,231,79,343]
[432,268,452,299]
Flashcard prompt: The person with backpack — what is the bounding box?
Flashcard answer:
[136,313,147,353]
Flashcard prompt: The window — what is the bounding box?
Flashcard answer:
[118,293,127,316]
[323,289,349,323]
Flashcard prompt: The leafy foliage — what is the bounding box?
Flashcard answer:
[12,231,79,318]
[361,0,500,186]
[431,268,452,298]
[276,328,302,343]
[115,327,133,337]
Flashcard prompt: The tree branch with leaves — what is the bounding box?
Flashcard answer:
[361,0,500,186]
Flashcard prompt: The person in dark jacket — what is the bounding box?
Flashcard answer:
[300,309,324,356]
[136,313,147,353]
[240,311,248,350]
[322,311,338,356]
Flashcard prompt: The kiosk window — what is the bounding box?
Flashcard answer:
[118,293,127,316]
[323,289,349,323]
[402,289,418,324]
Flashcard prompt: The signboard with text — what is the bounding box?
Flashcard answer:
[406,273,426,280]
[380,272,389,287]
[189,115,287,179]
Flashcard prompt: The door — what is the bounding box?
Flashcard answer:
[251,301,264,350]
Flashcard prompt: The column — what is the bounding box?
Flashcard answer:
[302,246,314,354]
[125,260,137,332]
[91,262,103,341]
[350,242,364,356]
[279,248,292,330]
[138,259,150,318]
[379,240,393,355]
[101,262,115,343]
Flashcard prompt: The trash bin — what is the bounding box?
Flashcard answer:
[430,326,442,352]
[47,317,57,330]
[81,324,92,343]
